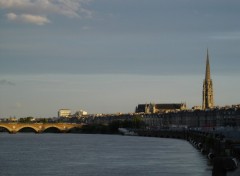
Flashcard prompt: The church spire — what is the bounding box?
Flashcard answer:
[202,49,214,110]
[205,48,211,80]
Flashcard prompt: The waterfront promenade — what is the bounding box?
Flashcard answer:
[136,128,240,176]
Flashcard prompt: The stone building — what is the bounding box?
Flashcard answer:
[135,103,187,113]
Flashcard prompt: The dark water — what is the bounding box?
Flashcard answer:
[0,133,212,176]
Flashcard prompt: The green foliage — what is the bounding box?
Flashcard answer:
[108,115,145,133]
[132,115,145,129]
[78,116,145,134]
[18,117,34,123]
[38,118,48,123]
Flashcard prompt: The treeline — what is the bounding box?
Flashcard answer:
[18,117,52,123]
[70,116,145,134]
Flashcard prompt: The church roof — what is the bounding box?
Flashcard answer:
[136,103,185,113]
[155,104,184,109]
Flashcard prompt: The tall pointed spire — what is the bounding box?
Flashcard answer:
[205,48,211,80]
[202,49,214,110]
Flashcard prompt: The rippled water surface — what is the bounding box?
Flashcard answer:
[0,133,212,176]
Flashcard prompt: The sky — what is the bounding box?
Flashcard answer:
[0,0,240,118]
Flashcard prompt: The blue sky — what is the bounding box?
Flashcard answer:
[0,0,240,118]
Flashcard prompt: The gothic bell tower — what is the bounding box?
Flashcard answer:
[202,49,214,109]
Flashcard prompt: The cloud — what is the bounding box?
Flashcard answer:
[0,79,15,86]
[20,14,50,25]
[6,13,50,25]
[6,12,17,20]
[0,0,93,25]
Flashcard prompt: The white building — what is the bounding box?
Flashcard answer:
[58,109,71,118]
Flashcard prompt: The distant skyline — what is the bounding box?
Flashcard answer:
[0,0,240,118]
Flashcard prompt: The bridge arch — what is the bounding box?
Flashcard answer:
[17,126,38,133]
[17,126,39,133]
[42,126,62,133]
[0,125,12,133]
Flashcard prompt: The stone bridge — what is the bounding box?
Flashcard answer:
[0,123,83,133]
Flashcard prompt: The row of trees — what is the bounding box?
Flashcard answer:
[18,117,48,123]
[79,116,145,134]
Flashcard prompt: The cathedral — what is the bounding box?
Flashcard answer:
[202,49,214,109]
[136,50,215,113]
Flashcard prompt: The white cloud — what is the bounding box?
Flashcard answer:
[6,12,50,25]
[6,12,17,20]
[20,14,50,25]
[0,0,93,25]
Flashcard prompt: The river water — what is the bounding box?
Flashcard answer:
[0,133,212,176]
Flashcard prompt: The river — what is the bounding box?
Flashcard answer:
[0,133,212,176]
